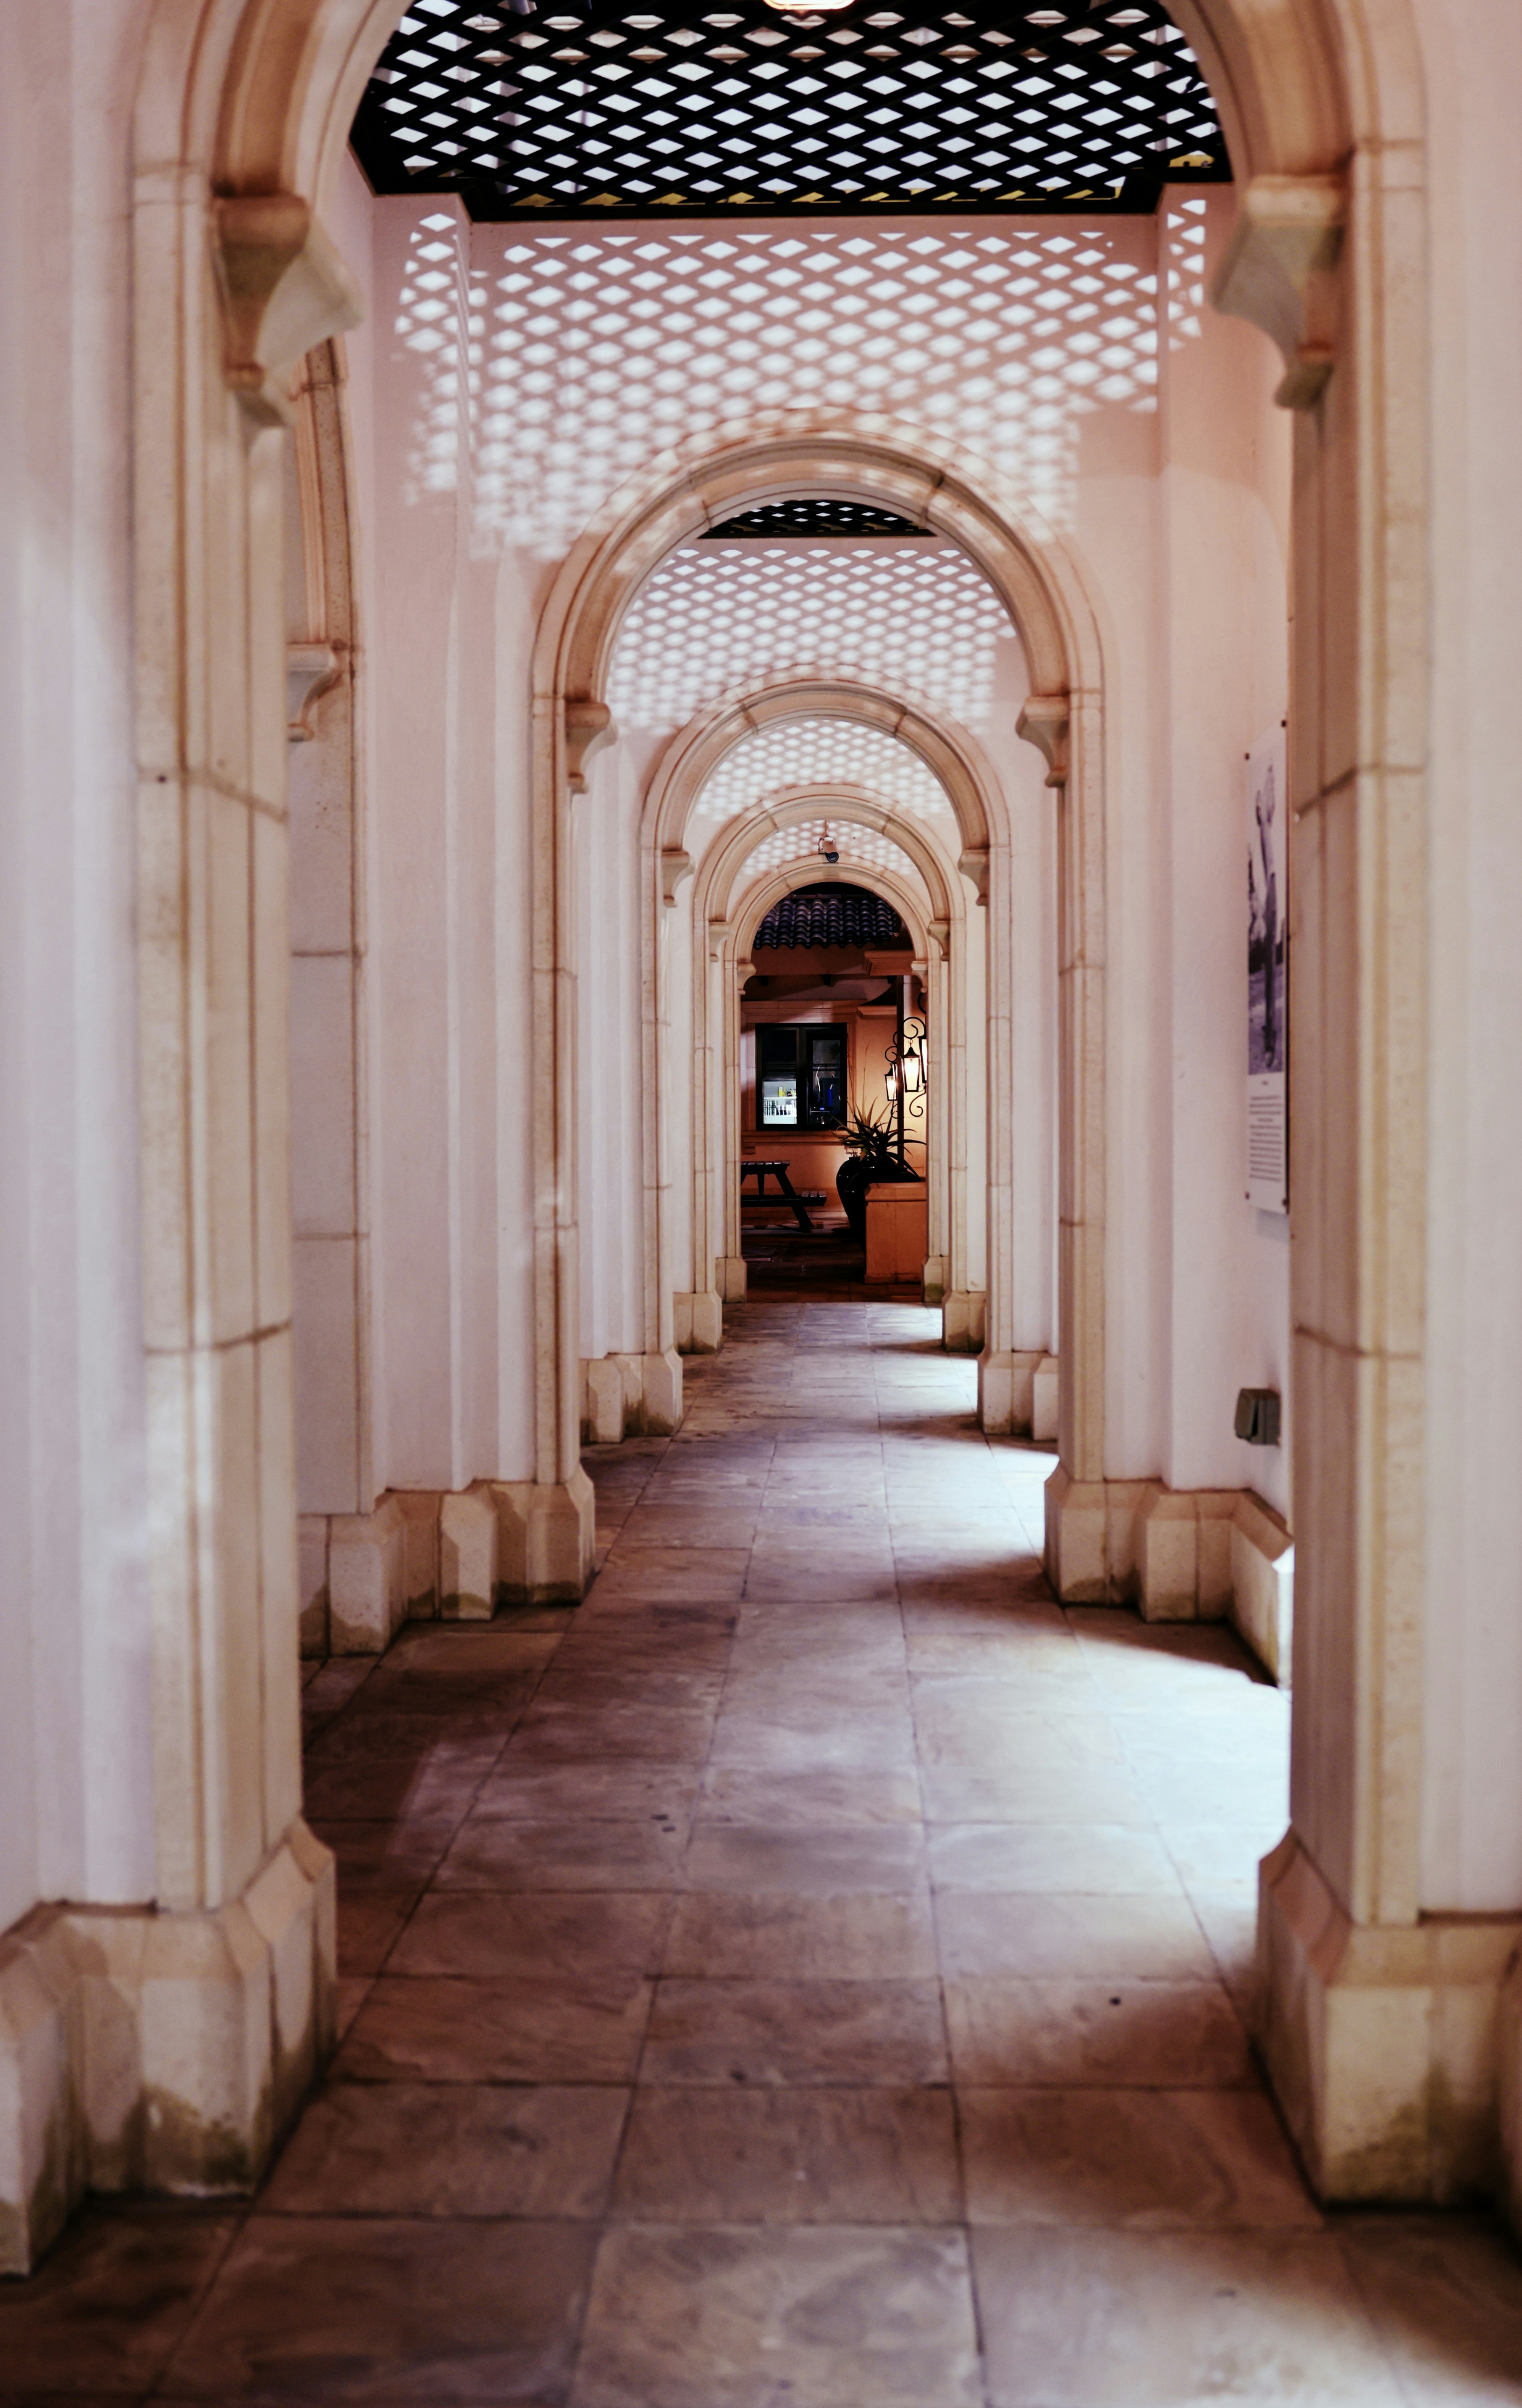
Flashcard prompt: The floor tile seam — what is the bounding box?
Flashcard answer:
[367,1626,581,1972]
[1324,2229,1476,2408]
[131,2192,253,2403]
[619,1600,740,2103]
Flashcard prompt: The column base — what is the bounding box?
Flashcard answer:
[1260,1829,1520,2204]
[977,1350,1058,1435]
[1043,1462,1111,1600]
[1044,1468,1294,1678]
[1134,1482,1236,1622]
[942,1291,986,1356]
[1031,1355,1059,1443]
[493,1470,596,1605]
[302,1471,596,1648]
[1232,1493,1294,1682]
[715,1257,747,1302]
[673,1292,723,1354]
[580,1350,685,1443]
[0,1819,335,2274]
[921,1256,947,1308]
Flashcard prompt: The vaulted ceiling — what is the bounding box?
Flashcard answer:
[351,0,1230,219]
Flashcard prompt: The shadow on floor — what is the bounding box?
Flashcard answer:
[3,1298,1520,2403]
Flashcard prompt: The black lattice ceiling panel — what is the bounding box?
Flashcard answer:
[754,883,910,947]
[352,0,1230,218]
[704,500,930,535]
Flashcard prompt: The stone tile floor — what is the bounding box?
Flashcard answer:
[5,1298,1522,2401]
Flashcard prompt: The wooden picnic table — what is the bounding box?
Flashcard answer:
[740,1158,815,1232]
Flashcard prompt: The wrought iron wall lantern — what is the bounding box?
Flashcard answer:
[884,1009,926,1162]
[884,1015,927,1106]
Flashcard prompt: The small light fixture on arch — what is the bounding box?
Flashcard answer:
[818,823,840,866]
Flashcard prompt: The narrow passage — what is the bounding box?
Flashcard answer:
[4,1302,1521,2400]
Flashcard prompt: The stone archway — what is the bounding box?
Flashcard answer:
[533,418,1107,1584]
[689,806,969,1366]
[636,677,1021,1396]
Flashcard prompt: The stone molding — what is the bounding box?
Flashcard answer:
[1260,1829,1521,2203]
[299,1474,596,1652]
[0,1821,333,2274]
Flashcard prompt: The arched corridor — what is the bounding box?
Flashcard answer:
[10,0,1522,2390]
[8,1303,1522,2393]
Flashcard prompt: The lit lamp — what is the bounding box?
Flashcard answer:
[764,0,853,15]
[883,1011,927,1163]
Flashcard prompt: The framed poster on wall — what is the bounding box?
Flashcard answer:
[1247,724,1288,1214]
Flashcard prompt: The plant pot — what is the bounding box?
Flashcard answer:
[835,1154,921,1245]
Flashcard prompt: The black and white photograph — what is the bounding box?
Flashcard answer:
[1248,736,1286,1076]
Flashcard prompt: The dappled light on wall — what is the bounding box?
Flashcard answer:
[741,812,921,885]
[607,541,1012,736]
[687,716,959,841]
[392,216,1165,544]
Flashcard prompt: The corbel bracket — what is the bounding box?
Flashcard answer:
[1212,174,1345,410]
[287,641,343,742]
[927,917,950,961]
[957,849,989,904]
[661,848,694,906]
[565,699,615,793]
[213,195,362,428]
[1016,694,1070,788]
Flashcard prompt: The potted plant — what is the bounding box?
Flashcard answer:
[834,1103,922,1245]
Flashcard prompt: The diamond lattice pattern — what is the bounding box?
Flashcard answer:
[396,213,1164,545]
[690,715,960,857]
[740,813,924,888]
[353,0,1228,218]
[609,539,1015,736]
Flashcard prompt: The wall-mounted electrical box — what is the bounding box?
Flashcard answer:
[1234,1387,1282,1447]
